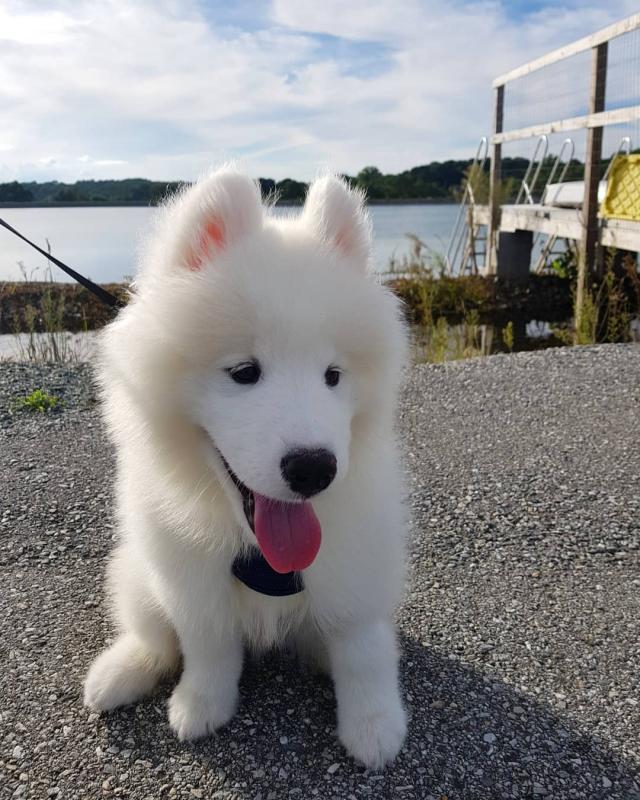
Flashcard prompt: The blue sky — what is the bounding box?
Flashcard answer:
[0,0,636,183]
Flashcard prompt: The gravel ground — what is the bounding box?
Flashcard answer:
[1,345,639,800]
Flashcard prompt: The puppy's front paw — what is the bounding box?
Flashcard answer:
[167,681,238,740]
[339,702,407,769]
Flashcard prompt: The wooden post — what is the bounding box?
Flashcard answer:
[497,230,533,283]
[576,42,608,331]
[487,84,504,275]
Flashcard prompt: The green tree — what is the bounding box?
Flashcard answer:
[355,166,385,199]
[0,181,34,202]
[54,187,88,202]
[275,178,307,202]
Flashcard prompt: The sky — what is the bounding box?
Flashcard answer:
[0,0,637,183]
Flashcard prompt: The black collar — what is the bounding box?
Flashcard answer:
[232,551,304,596]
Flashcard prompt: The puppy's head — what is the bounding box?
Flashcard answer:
[104,167,406,570]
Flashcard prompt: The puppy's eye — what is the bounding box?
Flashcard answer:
[325,367,341,388]
[228,361,261,385]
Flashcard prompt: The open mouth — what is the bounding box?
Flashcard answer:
[218,452,322,574]
[220,453,256,529]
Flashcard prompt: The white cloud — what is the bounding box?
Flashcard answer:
[78,155,127,166]
[0,6,78,45]
[0,0,637,182]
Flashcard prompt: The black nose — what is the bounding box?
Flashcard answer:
[281,448,337,498]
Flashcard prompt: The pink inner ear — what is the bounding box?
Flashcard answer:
[204,219,225,248]
[185,217,226,271]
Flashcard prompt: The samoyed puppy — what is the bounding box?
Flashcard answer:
[84,167,408,768]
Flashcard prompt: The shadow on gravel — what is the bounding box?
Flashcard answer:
[97,634,640,799]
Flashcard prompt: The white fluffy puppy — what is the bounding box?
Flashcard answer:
[84,167,408,768]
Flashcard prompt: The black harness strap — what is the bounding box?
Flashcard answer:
[232,552,303,596]
[0,217,122,309]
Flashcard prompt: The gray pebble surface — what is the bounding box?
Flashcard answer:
[0,344,638,799]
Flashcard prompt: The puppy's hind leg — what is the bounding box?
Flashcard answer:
[84,547,179,711]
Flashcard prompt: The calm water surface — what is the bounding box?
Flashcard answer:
[0,204,457,283]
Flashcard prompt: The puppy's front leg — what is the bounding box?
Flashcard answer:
[328,620,406,768]
[168,618,242,740]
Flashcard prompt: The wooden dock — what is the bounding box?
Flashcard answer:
[479,12,640,322]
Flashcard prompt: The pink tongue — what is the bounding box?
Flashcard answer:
[253,493,322,574]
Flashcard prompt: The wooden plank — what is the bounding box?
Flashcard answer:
[486,85,504,276]
[499,206,583,239]
[601,218,640,250]
[480,203,640,251]
[601,219,640,250]
[492,104,640,144]
[486,204,640,251]
[493,12,640,87]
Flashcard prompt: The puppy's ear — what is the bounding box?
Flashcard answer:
[175,168,263,271]
[302,175,371,267]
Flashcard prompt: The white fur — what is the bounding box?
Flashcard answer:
[84,167,409,768]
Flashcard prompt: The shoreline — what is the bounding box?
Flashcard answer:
[0,199,457,209]
[0,276,575,335]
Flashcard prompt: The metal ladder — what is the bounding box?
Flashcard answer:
[533,138,575,272]
[515,135,549,205]
[445,137,488,275]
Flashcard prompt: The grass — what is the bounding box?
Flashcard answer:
[384,236,496,327]
[501,321,515,352]
[388,236,639,364]
[570,250,639,346]
[13,301,76,363]
[10,245,82,363]
[414,310,485,364]
[385,234,559,363]
[14,388,61,413]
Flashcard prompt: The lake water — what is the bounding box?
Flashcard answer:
[0,204,457,283]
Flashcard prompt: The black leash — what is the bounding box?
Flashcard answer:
[0,217,122,309]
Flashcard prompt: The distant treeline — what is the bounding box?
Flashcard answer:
[0,157,593,206]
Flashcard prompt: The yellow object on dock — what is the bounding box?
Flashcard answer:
[600,154,640,221]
